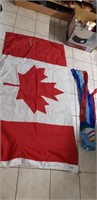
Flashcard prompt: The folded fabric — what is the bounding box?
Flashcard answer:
[71,69,97,151]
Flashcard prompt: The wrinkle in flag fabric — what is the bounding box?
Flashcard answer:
[0,32,78,172]
[71,69,97,151]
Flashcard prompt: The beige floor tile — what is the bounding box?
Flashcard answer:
[49,24,55,39]
[35,33,49,41]
[74,60,93,80]
[74,81,78,95]
[92,64,97,81]
[73,116,77,141]
[91,49,97,65]
[0,39,4,53]
[88,79,94,93]
[36,20,49,37]
[55,26,66,43]
[54,18,61,27]
[0,24,13,40]
[78,142,96,173]
[94,81,97,95]
[73,48,91,63]
[80,172,96,200]
[0,10,16,26]
[48,37,55,42]
[0,168,18,199]
[75,94,80,116]
[66,58,74,75]
[55,18,67,29]
[70,94,76,116]
[50,17,55,26]
[50,170,80,200]
[37,13,50,24]
[0,0,18,13]
[18,7,37,20]
[54,38,64,44]
[15,15,36,33]
[69,75,75,94]
[60,20,67,29]
[73,116,80,141]
[54,18,67,28]
[16,168,50,199]
[76,116,80,141]
[14,28,34,37]
[64,45,73,59]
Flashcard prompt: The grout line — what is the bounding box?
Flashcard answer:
[53,17,55,43]
[90,52,95,91]
[15,167,20,200]
[34,12,38,37]
[80,171,97,174]
[77,141,80,173]
[67,57,93,65]
[13,6,19,30]
[0,39,4,42]
[2,9,38,22]
[72,45,74,61]
[0,23,14,29]
[49,22,55,40]
[76,117,79,146]
[49,169,51,200]
[13,27,34,35]
[13,9,18,32]
[1,1,19,15]
[16,13,50,24]
[1,9,17,15]
[78,173,81,200]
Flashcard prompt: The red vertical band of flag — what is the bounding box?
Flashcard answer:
[3,32,67,67]
[1,121,78,165]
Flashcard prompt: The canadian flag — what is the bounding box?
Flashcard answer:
[0,33,78,172]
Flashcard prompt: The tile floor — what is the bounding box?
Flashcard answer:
[0,0,97,199]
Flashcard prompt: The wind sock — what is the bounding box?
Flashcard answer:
[71,69,97,151]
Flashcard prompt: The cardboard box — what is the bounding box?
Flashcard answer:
[67,7,97,52]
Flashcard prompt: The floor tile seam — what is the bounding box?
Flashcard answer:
[49,23,55,39]
[15,167,20,200]
[78,172,81,200]
[34,12,38,37]
[15,13,50,25]
[1,2,19,15]
[49,169,51,200]
[80,171,97,174]
[53,18,55,43]
[90,51,96,91]
[36,19,51,25]
[1,9,17,16]
[13,7,19,31]
[72,57,93,65]
[0,39,4,42]
[16,13,38,22]
[0,22,14,28]
[35,33,49,39]
[13,27,35,35]
[55,25,66,30]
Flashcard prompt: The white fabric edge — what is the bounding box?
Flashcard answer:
[0,158,78,173]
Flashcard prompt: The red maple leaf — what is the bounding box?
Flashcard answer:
[4,66,64,113]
